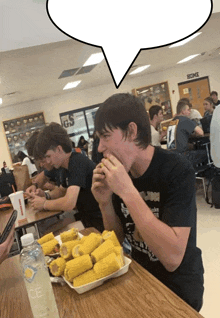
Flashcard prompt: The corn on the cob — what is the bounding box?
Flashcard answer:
[64,255,93,282]
[49,257,66,276]
[60,228,79,243]
[60,240,80,259]
[93,253,121,279]
[72,244,82,258]
[37,232,54,245]
[78,233,103,255]
[41,238,59,255]
[73,269,97,287]
[102,231,121,247]
[91,239,115,263]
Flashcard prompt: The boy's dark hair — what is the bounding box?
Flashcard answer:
[176,100,190,114]
[95,93,151,149]
[210,91,218,96]
[179,98,192,108]
[33,122,72,159]
[25,131,40,157]
[148,105,163,120]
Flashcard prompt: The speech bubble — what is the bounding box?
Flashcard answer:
[47,0,212,88]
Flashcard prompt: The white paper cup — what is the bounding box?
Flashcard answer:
[9,191,26,224]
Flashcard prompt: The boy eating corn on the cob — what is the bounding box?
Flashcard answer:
[91,93,204,312]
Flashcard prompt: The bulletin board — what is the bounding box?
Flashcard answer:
[3,112,46,163]
[132,81,173,120]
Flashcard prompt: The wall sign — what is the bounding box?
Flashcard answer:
[187,72,199,80]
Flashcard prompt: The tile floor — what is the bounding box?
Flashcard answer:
[196,183,220,318]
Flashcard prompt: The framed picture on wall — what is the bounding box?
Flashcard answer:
[132,81,173,120]
[3,112,46,163]
[59,104,100,146]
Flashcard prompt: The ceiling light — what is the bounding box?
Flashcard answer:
[63,81,81,90]
[177,54,200,64]
[83,53,104,67]
[130,65,150,75]
[0,98,2,105]
[169,32,202,48]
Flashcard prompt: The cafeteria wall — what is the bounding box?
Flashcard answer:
[1,56,220,166]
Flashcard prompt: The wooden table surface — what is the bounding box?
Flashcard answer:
[0,202,63,233]
[0,228,204,318]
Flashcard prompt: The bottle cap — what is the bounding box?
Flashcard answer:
[21,233,34,247]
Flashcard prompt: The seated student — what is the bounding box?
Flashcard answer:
[28,123,104,233]
[210,90,220,107]
[179,98,202,121]
[17,150,38,178]
[169,99,208,171]
[149,105,167,146]
[0,225,15,265]
[203,96,215,117]
[92,93,204,311]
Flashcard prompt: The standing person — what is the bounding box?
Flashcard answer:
[210,91,220,107]
[92,93,204,311]
[30,123,104,232]
[148,105,167,146]
[77,136,89,155]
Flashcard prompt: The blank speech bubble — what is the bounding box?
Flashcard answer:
[47,0,212,88]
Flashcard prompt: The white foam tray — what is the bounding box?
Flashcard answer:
[55,233,132,294]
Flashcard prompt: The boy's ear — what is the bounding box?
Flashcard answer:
[57,145,63,153]
[127,122,138,141]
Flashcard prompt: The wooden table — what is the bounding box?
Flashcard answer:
[0,228,204,318]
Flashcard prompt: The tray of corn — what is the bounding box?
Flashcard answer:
[37,228,131,294]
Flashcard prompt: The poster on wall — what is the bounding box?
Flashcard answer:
[60,104,100,146]
[132,81,172,120]
[3,112,46,163]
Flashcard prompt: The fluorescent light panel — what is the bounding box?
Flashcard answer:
[130,65,150,75]
[63,81,81,90]
[177,54,200,64]
[169,32,202,48]
[83,52,104,67]
[0,98,2,104]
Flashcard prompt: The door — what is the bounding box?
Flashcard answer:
[178,77,210,116]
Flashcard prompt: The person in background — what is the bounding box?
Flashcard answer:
[203,96,215,117]
[29,123,104,232]
[210,91,220,107]
[0,225,15,265]
[92,93,204,311]
[180,98,202,121]
[1,161,10,174]
[17,150,38,178]
[149,105,167,146]
[77,136,89,155]
[71,141,84,154]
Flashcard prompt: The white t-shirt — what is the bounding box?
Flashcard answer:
[22,157,38,177]
[210,107,220,168]
[150,125,161,147]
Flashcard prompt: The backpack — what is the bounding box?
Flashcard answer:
[205,167,220,208]
[0,172,16,197]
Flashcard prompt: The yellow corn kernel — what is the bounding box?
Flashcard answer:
[79,236,87,244]
[73,269,97,287]
[49,257,66,277]
[41,239,59,255]
[79,233,103,255]
[60,240,80,259]
[64,255,93,282]
[115,247,124,267]
[37,232,54,245]
[91,239,115,263]
[93,253,121,280]
[103,231,121,247]
[101,230,109,238]
[60,228,79,243]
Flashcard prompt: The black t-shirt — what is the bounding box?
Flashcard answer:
[174,116,197,153]
[113,147,204,310]
[44,167,65,185]
[53,152,104,231]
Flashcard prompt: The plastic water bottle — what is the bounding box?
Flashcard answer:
[20,233,60,318]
